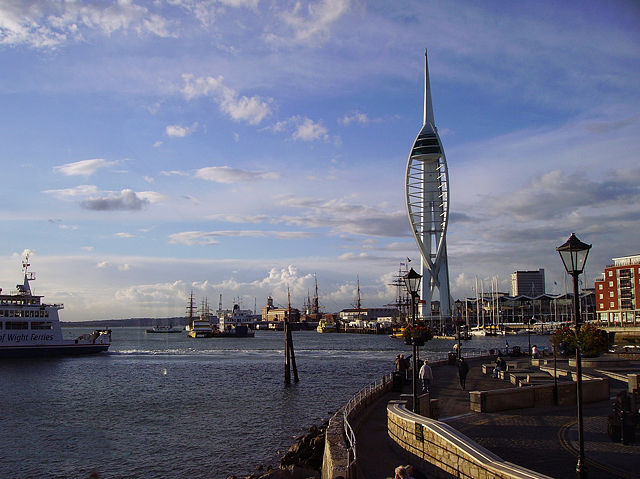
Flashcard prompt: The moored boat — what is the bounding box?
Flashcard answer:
[0,255,111,358]
[146,324,182,334]
[316,318,338,333]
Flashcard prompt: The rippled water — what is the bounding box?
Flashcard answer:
[0,328,549,479]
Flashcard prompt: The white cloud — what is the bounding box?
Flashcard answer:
[53,159,118,177]
[270,116,330,141]
[194,166,279,183]
[293,117,329,141]
[272,0,351,44]
[165,122,198,137]
[115,232,136,238]
[181,73,272,125]
[340,111,369,126]
[44,185,101,199]
[0,1,174,49]
[169,229,314,246]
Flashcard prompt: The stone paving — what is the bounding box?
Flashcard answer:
[354,356,640,479]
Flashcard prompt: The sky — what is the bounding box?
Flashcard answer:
[0,0,639,321]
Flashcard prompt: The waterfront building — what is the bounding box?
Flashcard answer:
[511,269,545,296]
[405,49,452,318]
[594,254,640,326]
[338,307,399,323]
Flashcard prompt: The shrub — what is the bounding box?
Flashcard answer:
[550,323,609,357]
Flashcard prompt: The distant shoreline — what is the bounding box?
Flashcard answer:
[61,317,186,328]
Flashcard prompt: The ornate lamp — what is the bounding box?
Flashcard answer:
[404,267,422,413]
[556,233,591,479]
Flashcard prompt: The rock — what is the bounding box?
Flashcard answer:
[254,469,291,479]
[285,464,320,479]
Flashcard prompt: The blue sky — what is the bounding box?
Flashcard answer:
[1,0,639,321]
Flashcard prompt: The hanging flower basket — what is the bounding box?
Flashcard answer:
[403,326,433,346]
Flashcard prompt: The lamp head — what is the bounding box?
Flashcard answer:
[556,233,591,275]
[404,267,422,296]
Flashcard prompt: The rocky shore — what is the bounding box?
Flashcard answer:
[231,423,326,479]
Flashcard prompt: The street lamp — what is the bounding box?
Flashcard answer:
[557,232,591,479]
[404,267,422,414]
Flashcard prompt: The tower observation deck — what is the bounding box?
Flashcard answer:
[405,49,452,317]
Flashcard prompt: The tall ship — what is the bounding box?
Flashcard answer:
[0,255,111,357]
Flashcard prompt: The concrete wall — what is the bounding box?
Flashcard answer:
[469,377,609,413]
[387,401,553,479]
[321,407,349,479]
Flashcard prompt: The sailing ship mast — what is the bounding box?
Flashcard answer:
[186,291,196,329]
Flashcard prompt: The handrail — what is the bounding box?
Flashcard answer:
[343,373,392,478]
[340,349,492,478]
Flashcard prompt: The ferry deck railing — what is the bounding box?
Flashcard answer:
[341,348,491,479]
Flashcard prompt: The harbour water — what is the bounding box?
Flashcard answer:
[0,328,550,479]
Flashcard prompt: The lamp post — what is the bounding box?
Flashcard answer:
[404,267,422,414]
[557,233,591,479]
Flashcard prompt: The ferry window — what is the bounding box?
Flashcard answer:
[9,310,14,317]
[5,321,28,330]
[44,311,49,317]
[31,322,52,330]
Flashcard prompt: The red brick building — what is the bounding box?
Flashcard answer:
[594,254,640,326]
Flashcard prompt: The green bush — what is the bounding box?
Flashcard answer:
[550,323,609,357]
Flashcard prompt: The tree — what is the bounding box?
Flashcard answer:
[551,324,609,358]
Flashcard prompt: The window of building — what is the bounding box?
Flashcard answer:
[598,284,603,290]
[610,301,615,308]
[610,291,614,297]
[599,293,603,299]
[609,281,614,287]
[608,270,613,277]
[599,303,604,309]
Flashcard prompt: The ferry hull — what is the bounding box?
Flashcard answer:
[0,344,109,358]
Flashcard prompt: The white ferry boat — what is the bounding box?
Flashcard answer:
[0,256,112,358]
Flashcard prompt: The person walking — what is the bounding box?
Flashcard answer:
[418,360,433,393]
[457,357,469,390]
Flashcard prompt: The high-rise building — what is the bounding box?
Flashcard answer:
[511,269,545,296]
[595,255,640,325]
[405,49,451,317]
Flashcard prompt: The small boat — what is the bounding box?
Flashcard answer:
[145,325,182,334]
[187,318,215,338]
[0,255,111,358]
[316,318,338,333]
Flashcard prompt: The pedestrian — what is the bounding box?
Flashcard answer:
[457,357,469,390]
[418,359,433,393]
[531,344,539,359]
[394,465,415,479]
[395,354,408,381]
[493,355,506,378]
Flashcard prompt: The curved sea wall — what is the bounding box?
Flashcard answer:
[321,375,393,479]
[387,401,553,479]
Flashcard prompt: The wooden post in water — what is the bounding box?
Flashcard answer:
[284,286,299,384]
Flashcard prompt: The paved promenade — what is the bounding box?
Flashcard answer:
[354,357,639,479]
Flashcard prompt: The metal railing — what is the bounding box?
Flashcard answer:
[343,372,392,478]
[341,350,492,478]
